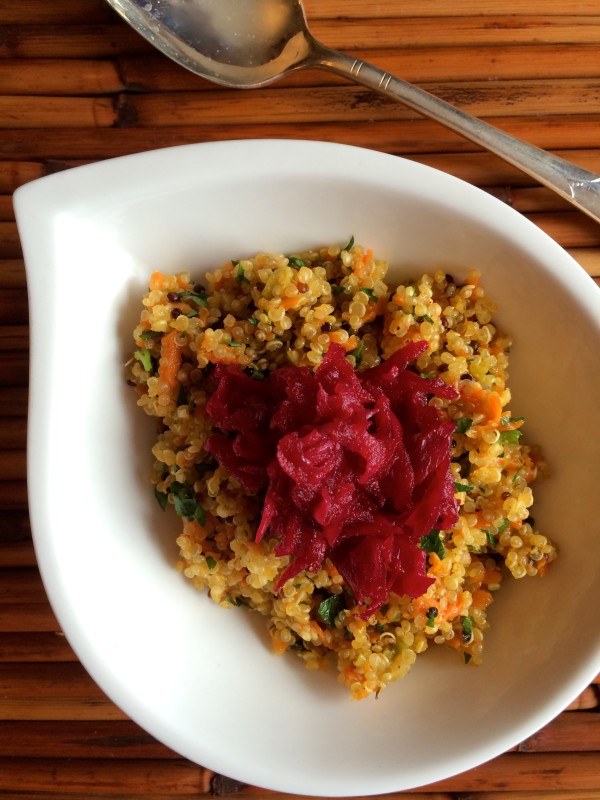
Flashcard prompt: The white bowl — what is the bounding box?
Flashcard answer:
[14,140,600,797]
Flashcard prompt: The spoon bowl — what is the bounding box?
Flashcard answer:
[107,0,314,87]
[105,0,600,223]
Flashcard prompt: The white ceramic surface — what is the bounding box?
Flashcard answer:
[14,140,600,797]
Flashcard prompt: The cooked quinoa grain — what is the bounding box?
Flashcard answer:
[128,242,557,700]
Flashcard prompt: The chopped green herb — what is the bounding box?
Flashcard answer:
[512,467,523,483]
[226,593,240,607]
[349,340,365,366]
[462,617,473,640]
[484,529,497,548]
[247,316,259,326]
[426,607,438,628]
[134,349,152,373]
[185,310,198,318]
[500,415,524,425]
[464,652,472,664]
[331,284,347,296]
[139,330,162,340]
[227,340,243,347]
[173,494,196,519]
[317,594,344,626]
[343,235,355,251]
[231,259,240,266]
[497,518,510,533]
[179,290,208,307]
[359,288,377,301]
[498,429,523,445]
[206,556,217,570]
[454,481,475,493]
[415,314,434,324]
[171,483,206,526]
[235,263,249,283]
[420,529,446,560]
[288,256,307,268]
[154,488,168,510]
[455,418,473,434]
[249,368,266,381]
[374,621,385,633]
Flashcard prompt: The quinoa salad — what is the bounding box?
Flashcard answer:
[127,240,557,700]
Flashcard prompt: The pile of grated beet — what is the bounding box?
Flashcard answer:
[205,342,459,613]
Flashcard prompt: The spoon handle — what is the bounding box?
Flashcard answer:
[312,44,600,225]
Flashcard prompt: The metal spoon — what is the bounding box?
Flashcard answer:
[105,0,600,224]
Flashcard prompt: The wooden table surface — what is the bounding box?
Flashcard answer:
[1,1,600,798]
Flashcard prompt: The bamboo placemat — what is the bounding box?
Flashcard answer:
[1,1,599,797]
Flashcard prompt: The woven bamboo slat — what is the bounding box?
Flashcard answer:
[0,260,26,288]
[3,118,600,163]
[0,96,116,129]
[0,757,212,795]
[2,0,600,24]
[0,540,36,568]
[0,59,124,95]
[0,386,28,415]
[0,163,44,194]
[115,42,600,91]
[118,81,600,128]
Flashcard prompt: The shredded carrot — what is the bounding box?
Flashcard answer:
[344,665,360,683]
[361,295,387,324]
[483,392,502,424]
[281,295,301,310]
[440,599,463,621]
[410,596,435,617]
[271,634,289,655]
[149,270,165,291]
[472,589,494,610]
[461,383,504,425]
[483,567,502,585]
[328,330,346,345]
[537,557,550,576]
[352,248,373,279]
[158,329,182,397]
[427,552,449,578]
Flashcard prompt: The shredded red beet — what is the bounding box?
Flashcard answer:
[204,342,459,613]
